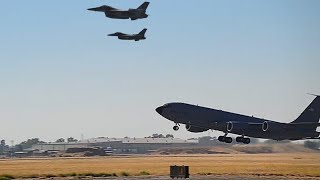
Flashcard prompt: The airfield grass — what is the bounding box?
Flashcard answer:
[0,153,320,178]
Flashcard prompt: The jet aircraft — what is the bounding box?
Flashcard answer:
[87,2,150,20]
[108,28,147,41]
[156,95,320,144]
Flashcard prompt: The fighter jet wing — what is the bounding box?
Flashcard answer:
[109,10,130,15]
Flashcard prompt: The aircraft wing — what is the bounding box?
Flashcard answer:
[248,123,263,126]
[248,122,320,128]
[110,10,130,15]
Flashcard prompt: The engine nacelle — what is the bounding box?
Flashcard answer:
[262,121,268,131]
[226,121,248,132]
[262,121,281,132]
[185,124,209,133]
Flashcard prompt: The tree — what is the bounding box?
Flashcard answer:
[264,139,291,144]
[304,141,320,150]
[165,134,174,138]
[249,138,259,144]
[151,134,165,138]
[18,138,45,149]
[0,140,6,154]
[55,138,65,143]
[1,140,5,146]
[67,137,78,143]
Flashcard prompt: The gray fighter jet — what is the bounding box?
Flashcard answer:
[88,2,150,20]
[108,28,147,41]
[156,94,320,144]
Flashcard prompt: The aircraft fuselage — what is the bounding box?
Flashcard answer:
[156,102,320,141]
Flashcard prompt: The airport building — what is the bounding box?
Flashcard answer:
[30,137,199,154]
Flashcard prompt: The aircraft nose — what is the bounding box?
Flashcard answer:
[87,7,101,11]
[108,33,117,36]
[87,7,96,11]
[156,106,164,115]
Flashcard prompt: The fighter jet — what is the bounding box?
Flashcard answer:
[108,28,147,41]
[87,2,150,20]
[156,94,320,144]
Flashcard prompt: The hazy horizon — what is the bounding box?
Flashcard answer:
[1,0,320,144]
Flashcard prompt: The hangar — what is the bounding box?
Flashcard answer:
[30,137,199,154]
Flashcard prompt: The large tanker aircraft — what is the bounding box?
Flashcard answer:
[156,95,320,144]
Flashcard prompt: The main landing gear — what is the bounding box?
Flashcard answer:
[218,136,232,143]
[218,133,251,144]
[236,136,250,144]
[218,133,232,143]
[173,123,180,131]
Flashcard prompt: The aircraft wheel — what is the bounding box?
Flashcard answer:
[243,138,250,144]
[173,125,179,131]
[225,137,232,143]
[236,137,244,142]
[218,136,226,142]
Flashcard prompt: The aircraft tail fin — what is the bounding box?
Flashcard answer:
[137,2,150,11]
[291,95,320,126]
[138,28,147,36]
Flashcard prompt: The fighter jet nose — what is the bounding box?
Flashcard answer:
[108,33,116,36]
[156,107,164,115]
[87,7,101,11]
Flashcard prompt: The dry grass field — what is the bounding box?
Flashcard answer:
[0,153,320,178]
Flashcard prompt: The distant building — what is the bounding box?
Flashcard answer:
[30,137,199,154]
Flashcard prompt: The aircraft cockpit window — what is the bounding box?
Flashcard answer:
[163,104,172,108]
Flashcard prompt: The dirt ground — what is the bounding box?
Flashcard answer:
[1,153,320,179]
[18,175,320,180]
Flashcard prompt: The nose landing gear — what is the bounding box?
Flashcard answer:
[173,123,180,131]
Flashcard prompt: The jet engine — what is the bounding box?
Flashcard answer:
[262,121,269,132]
[185,124,209,133]
[226,121,248,132]
[262,121,281,132]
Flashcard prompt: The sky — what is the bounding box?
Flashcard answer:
[0,0,320,144]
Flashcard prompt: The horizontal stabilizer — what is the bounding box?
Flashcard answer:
[308,93,320,97]
[289,122,320,127]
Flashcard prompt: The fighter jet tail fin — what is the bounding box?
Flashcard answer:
[290,95,320,127]
[138,28,147,36]
[137,2,150,11]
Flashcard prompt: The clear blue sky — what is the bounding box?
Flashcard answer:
[0,0,319,144]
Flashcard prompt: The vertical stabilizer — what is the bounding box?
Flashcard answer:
[137,2,150,11]
[291,95,320,124]
[138,28,147,36]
